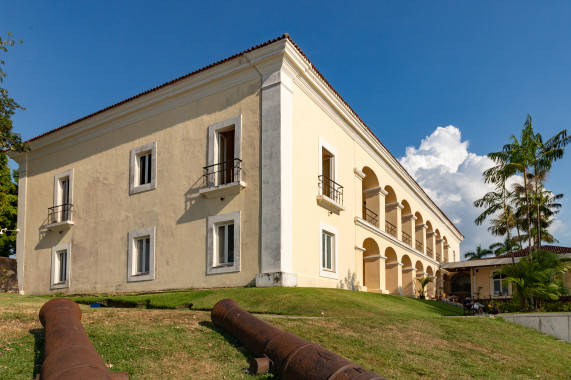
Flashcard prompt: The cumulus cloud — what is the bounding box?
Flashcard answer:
[398,126,497,258]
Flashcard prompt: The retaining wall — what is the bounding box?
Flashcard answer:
[501,313,571,343]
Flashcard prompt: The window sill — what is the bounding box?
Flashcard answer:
[200,181,246,198]
[46,220,74,232]
[51,282,69,290]
[207,264,240,275]
[319,269,339,280]
[316,194,345,214]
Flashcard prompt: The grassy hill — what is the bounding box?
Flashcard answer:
[1,288,570,379]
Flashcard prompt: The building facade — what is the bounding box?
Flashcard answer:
[10,35,463,295]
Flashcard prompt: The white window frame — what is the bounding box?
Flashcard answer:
[206,115,242,187]
[319,222,338,279]
[53,169,74,223]
[491,271,510,297]
[207,211,241,274]
[130,142,157,194]
[51,242,71,289]
[127,227,155,282]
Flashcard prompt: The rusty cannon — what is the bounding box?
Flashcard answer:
[211,299,386,379]
[37,298,128,380]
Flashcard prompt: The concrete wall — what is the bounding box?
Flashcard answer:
[501,313,571,343]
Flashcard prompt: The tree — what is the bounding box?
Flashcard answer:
[416,276,433,298]
[0,33,29,256]
[464,244,493,260]
[489,236,520,256]
[497,249,570,311]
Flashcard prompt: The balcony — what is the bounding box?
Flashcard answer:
[362,206,379,227]
[46,204,74,231]
[199,158,246,198]
[385,220,397,238]
[415,240,423,252]
[427,247,433,256]
[317,175,345,213]
[402,231,412,246]
[436,253,441,262]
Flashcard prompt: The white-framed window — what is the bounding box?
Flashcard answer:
[51,242,71,289]
[319,222,338,279]
[207,211,240,274]
[127,227,155,282]
[492,272,509,297]
[206,115,242,187]
[318,137,342,204]
[130,142,157,194]
[52,169,74,223]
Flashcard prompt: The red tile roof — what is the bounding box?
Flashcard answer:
[485,245,571,260]
[25,33,464,238]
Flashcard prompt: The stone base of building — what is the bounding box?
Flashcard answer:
[255,272,298,287]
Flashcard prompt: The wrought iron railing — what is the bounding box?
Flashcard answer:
[48,204,73,224]
[402,231,411,245]
[362,206,378,227]
[427,247,433,256]
[318,175,344,205]
[416,240,423,252]
[385,220,397,238]
[436,253,441,262]
[203,158,242,187]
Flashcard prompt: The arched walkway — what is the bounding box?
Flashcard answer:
[385,247,400,295]
[362,167,381,228]
[363,238,381,291]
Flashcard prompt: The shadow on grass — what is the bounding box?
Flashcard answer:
[29,328,44,378]
[198,320,255,361]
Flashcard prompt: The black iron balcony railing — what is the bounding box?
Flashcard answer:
[427,247,433,256]
[436,253,441,262]
[385,220,397,238]
[203,158,242,187]
[362,206,379,227]
[416,240,423,252]
[402,231,411,246]
[318,175,344,205]
[48,204,73,224]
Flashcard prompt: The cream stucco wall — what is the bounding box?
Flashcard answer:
[290,79,462,293]
[17,76,262,295]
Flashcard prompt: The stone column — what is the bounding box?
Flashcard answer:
[354,245,367,292]
[426,232,436,259]
[415,224,428,254]
[363,186,387,229]
[436,238,444,262]
[385,202,403,238]
[397,262,405,296]
[402,266,416,297]
[401,214,417,247]
[354,168,365,220]
[429,275,437,298]
[444,244,450,263]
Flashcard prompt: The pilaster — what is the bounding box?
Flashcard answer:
[401,214,416,247]
[15,159,27,294]
[415,224,428,254]
[257,66,297,286]
[385,202,403,239]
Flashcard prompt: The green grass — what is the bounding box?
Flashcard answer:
[1,288,570,379]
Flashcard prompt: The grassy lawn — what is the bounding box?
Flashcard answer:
[0,288,569,379]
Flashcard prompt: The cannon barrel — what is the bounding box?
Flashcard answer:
[38,298,128,380]
[211,299,386,380]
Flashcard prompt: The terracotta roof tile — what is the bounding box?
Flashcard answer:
[25,33,463,238]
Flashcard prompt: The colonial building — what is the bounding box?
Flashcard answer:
[10,34,463,295]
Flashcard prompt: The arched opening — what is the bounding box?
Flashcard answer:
[415,260,425,298]
[414,212,424,253]
[426,266,434,297]
[425,221,434,259]
[450,273,471,300]
[362,238,381,291]
[361,167,381,227]
[385,247,399,295]
[401,255,414,296]
[400,200,414,247]
[442,236,449,262]
[384,186,399,238]
[435,229,442,262]
[435,269,443,298]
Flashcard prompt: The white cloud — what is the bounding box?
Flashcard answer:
[398,126,499,258]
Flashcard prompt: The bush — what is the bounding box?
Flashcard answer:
[540,300,571,312]
[485,299,521,314]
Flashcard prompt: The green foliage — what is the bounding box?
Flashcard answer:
[497,249,571,311]
[464,244,493,260]
[485,299,522,314]
[540,299,571,312]
[0,153,18,256]
[416,276,433,297]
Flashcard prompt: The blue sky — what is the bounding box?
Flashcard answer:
[3,1,571,255]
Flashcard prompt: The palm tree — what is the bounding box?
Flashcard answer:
[416,276,433,298]
[464,244,493,260]
[497,249,571,310]
[489,237,521,256]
